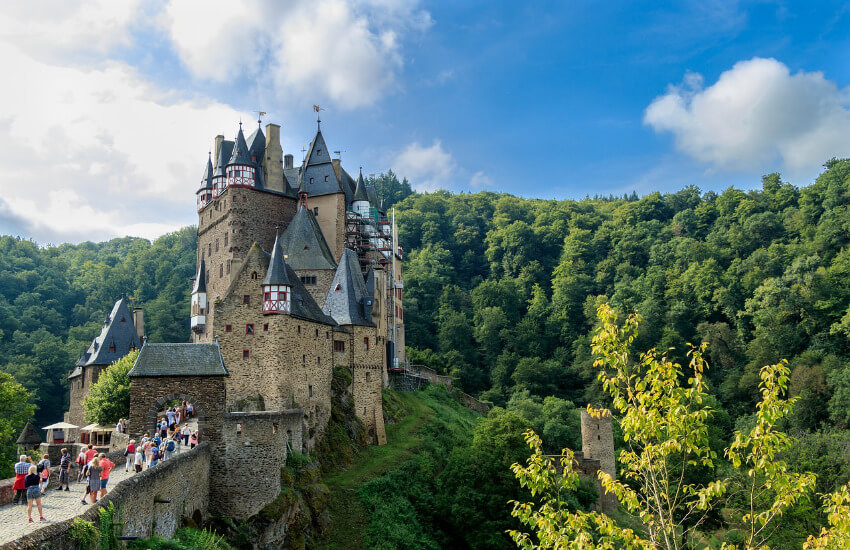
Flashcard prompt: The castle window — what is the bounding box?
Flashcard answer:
[246,324,254,335]
[334,340,345,352]
[215,239,219,252]
[219,264,223,277]
[224,233,228,247]
[366,372,371,382]
[364,337,369,351]
[225,324,232,332]
[302,354,305,366]
[236,423,242,435]
[208,244,212,256]
[263,323,269,332]
[313,207,319,217]
[243,295,250,305]
[315,328,319,337]
[309,385,313,398]
[297,325,301,335]
[309,177,314,184]
[109,345,116,353]
[324,175,328,182]
[317,357,320,365]
[226,260,231,274]
[251,271,258,280]
[326,331,329,339]
[243,349,250,360]
[272,423,278,434]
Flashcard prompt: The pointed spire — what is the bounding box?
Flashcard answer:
[192,259,207,293]
[228,124,252,166]
[263,232,294,286]
[200,153,213,190]
[353,168,369,202]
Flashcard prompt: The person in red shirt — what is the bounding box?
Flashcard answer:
[84,444,97,464]
[97,453,115,498]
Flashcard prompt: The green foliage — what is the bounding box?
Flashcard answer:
[83,350,138,425]
[0,228,196,426]
[0,371,35,477]
[69,518,99,550]
[129,527,233,550]
[99,502,119,550]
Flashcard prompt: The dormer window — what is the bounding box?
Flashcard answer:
[310,177,314,184]
[324,175,328,182]
[109,345,116,353]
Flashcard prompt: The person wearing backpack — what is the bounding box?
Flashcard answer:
[37,454,50,495]
[124,440,136,472]
[164,437,176,460]
[149,445,160,467]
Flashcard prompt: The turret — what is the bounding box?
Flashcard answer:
[197,153,214,211]
[262,233,293,314]
[353,169,371,219]
[226,123,256,189]
[191,259,207,333]
[212,139,233,199]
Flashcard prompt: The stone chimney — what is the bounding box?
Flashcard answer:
[214,135,224,164]
[284,154,294,169]
[133,308,145,342]
[264,123,284,193]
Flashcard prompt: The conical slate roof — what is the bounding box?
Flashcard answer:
[16,422,41,445]
[353,170,369,202]
[199,153,213,191]
[299,128,342,196]
[76,297,141,368]
[228,124,252,166]
[192,259,206,293]
[322,249,375,327]
[279,206,337,270]
[213,140,234,177]
[247,125,265,161]
[263,233,294,286]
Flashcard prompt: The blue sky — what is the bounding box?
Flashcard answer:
[0,1,848,243]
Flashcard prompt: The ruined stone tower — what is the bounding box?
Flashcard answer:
[580,409,616,511]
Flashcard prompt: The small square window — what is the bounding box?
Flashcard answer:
[243,349,250,360]
[243,294,250,305]
[246,324,254,335]
[334,340,345,352]
[263,323,269,332]
[225,324,232,332]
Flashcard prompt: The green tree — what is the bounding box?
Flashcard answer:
[0,371,36,477]
[83,350,138,425]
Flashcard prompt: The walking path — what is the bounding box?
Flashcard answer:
[0,429,194,545]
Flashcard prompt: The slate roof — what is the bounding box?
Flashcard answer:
[366,183,381,212]
[353,170,369,203]
[365,268,375,297]
[333,163,356,204]
[279,206,337,270]
[263,233,295,286]
[213,140,235,177]
[284,167,301,196]
[228,124,252,166]
[198,153,213,192]
[247,124,265,162]
[192,259,207,294]
[128,343,228,377]
[72,297,141,375]
[322,249,376,327]
[16,422,41,445]
[299,129,343,197]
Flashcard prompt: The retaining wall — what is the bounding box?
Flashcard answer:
[0,443,211,550]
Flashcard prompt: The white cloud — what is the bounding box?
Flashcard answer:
[392,140,455,191]
[470,171,492,189]
[0,40,244,243]
[644,58,850,175]
[162,0,429,110]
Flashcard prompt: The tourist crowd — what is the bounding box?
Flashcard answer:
[12,402,199,524]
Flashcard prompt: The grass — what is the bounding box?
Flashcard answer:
[323,387,481,549]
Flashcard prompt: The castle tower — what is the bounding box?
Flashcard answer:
[190,259,207,334]
[279,204,338,306]
[298,123,347,260]
[352,169,370,219]
[580,409,616,511]
[262,123,285,193]
[225,124,257,189]
[197,153,213,211]
[262,233,293,314]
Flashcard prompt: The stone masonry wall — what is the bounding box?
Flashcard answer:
[294,268,335,307]
[213,249,334,451]
[580,410,616,511]
[195,187,297,343]
[212,410,303,520]
[307,193,345,261]
[348,325,386,445]
[128,376,226,444]
[65,364,106,440]
[1,444,211,550]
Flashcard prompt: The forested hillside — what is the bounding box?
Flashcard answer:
[0,228,196,426]
[398,158,850,433]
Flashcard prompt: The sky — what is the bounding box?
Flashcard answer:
[0,0,849,244]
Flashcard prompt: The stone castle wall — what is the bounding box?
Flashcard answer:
[212,410,303,519]
[1,444,211,550]
[307,193,345,261]
[213,250,333,450]
[580,410,616,511]
[348,325,386,444]
[293,268,336,307]
[65,364,106,438]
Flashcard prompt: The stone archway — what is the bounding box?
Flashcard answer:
[128,375,226,444]
[145,393,207,438]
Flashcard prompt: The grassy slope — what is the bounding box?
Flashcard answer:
[323,388,480,549]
